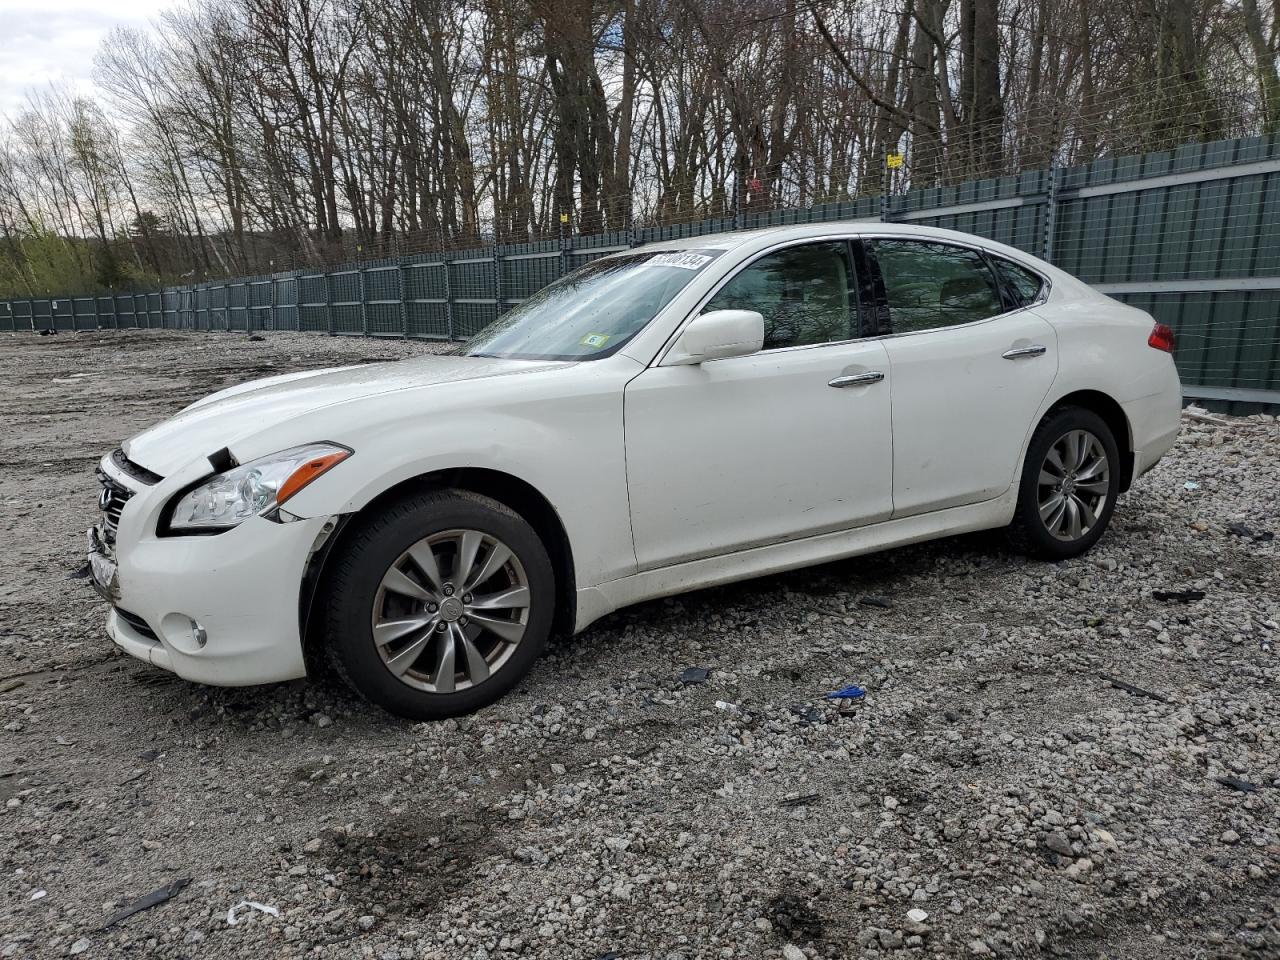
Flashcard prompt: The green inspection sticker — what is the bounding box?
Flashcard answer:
[580,333,611,348]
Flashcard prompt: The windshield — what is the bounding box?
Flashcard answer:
[459,249,723,361]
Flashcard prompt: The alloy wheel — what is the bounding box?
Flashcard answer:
[1036,429,1111,541]
[371,528,531,693]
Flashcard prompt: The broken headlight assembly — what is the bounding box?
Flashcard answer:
[166,443,351,533]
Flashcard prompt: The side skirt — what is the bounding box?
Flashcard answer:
[572,486,1018,632]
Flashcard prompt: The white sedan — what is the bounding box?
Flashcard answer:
[89,223,1182,718]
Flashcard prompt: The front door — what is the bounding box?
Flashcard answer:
[624,240,894,570]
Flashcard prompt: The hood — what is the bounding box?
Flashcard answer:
[124,353,567,476]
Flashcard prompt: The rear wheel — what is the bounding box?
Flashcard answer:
[324,490,554,719]
[1007,406,1121,560]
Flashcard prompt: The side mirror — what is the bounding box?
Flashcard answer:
[666,309,765,365]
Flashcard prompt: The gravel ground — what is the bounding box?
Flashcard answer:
[1,330,1278,960]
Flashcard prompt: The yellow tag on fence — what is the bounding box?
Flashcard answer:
[886,152,905,169]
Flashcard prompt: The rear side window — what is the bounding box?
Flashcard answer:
[702,241,855,350]
[868,240,1004,333]
[991,256,1045,307]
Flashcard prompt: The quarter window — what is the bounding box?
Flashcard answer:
[869,240,1004,333]
[991,256,1045,307]
[702,241,855,350]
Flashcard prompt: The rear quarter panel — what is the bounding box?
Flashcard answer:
[1036,293,1182,467]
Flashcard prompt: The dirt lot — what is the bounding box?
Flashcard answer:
[0,330,1277,960]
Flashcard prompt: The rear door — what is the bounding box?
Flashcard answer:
[624,239,894,570]
[864,238,1058,517]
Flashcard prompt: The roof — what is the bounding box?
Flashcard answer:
[623,220,1088,296]
[630,220,1009,252]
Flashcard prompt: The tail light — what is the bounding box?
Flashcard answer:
[1148,322,1176,353]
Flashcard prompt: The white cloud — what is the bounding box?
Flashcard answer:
[0,0,170,118]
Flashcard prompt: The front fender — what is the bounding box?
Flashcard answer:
[278,361,641,588]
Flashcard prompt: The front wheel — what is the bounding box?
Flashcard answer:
[323,490,555,719]
[1007,406,1121,560]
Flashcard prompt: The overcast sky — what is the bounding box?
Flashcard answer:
[0,0,169,118]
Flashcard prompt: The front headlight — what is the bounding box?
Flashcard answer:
[168,443,351,533]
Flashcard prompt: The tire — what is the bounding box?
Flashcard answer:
[323,489,554,720]
[1007,406,1121,561]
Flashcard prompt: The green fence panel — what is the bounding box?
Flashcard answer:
[3,133,1278,403]
[501,250,560,304]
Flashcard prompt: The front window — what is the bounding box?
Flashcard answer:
[460,250,722,361]
[702,241,857,349]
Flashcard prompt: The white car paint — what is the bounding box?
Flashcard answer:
[91,222,1182,687]
[880,308,1059,516]
[624,337,894,569]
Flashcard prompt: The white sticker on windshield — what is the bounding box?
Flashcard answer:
[646,251,714,270]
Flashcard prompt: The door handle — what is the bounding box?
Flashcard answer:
[828,371,885,388]
[1002,344,1047,360]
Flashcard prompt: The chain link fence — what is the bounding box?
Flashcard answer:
[3,133,1279,408]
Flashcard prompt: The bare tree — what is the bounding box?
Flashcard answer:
[0,0,1270,295]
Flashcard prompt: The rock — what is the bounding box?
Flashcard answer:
[782,946,806,960]
[879,929,904,949]
[1045,831,1073,857]
[1066,857,1094,878]
[8,336,1280,960]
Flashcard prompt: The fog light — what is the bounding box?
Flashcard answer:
[160,613,210,653]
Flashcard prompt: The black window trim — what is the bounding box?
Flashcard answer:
[653,232,1052,364]
[859,234,1052,341]
[985,250,1049,311]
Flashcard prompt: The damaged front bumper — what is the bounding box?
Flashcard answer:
[87,524,121,604]
[90,451,333,686]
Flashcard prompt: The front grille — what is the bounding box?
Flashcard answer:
[95,449,159,546]
[95,469,134,545]
[114,607,159,642]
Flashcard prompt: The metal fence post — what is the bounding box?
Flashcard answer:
[358,266,369,335]
[269,276,277,331]
[398,261,408,338]
[324,271,335,336]
[558,216,569,279]
[442,255,454,340]
[492,245,503,318]
[1043,165,1059,262]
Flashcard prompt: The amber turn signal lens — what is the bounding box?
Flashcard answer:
[277,450,351,506]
